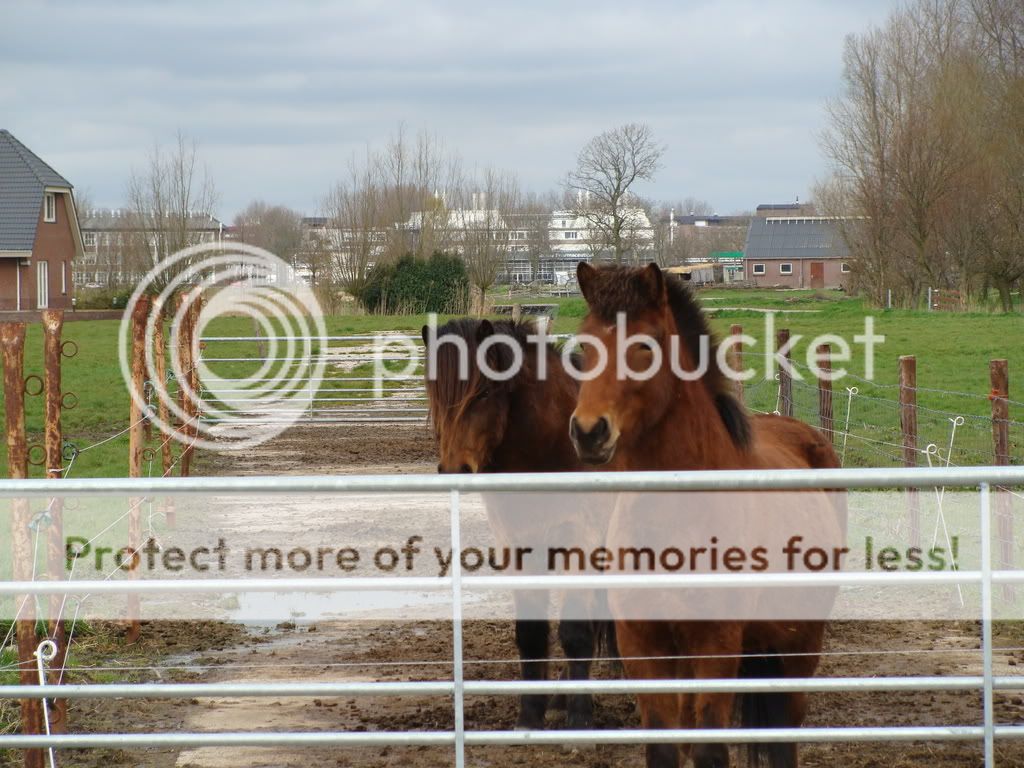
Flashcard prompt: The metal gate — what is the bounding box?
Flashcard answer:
[2,465,1024,766]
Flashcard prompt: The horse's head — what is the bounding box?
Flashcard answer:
[423,318,519,474]
[569,262,678,465]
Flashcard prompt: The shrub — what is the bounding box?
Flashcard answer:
[73,286,133,310]
[359,252,469,314]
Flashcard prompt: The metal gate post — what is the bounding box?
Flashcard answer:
[449,489,465,768]
[981,482,994,766]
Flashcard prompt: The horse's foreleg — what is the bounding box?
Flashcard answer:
[514,590,551,730]
[617,620,686,768]
[687,626,743,768]
[557,593,597,728]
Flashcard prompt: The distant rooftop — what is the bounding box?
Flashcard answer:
[744,216,849,261]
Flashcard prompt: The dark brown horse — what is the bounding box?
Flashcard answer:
[569,263,844,768]
[422,317,612,730]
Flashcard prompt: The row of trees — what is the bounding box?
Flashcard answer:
[819,0,1024,310]
[317,123,666,309]
[96,123,745,313]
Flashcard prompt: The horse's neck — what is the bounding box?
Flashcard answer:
[496,365,578,472]
[617,378,744,471]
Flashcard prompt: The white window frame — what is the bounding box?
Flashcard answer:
[752,263,766,275]
[841,262,852,273]
[779,263,793,275]
[61,261,67,294]
[37,260,49,308]
[44,192,57,223]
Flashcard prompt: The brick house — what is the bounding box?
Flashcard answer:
[0,129,84,311]
[743,214,852,290]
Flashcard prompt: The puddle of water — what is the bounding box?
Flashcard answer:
[231,590,475,623]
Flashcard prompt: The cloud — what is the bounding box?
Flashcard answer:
[1,0,899,217]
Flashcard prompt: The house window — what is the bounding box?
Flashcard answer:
[752,263,766,275]
[780,263,793,275]
[44,193,57,223]
[37,261,49,308]
[841,262,851,273]
[564,231,578,240]
[83,232,97,250]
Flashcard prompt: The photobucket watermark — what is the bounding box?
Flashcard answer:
[372,313,885,390]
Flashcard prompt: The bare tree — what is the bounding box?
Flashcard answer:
[323,149,386,299]
[565,123,664,264]
[233,200,303,266]
[126,131,218,290]
[457,169,521,313]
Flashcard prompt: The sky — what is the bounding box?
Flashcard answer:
[1,0,900,220]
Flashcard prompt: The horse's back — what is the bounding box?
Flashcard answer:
[751,414,839,470]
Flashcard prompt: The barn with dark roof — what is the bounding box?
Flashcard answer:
[743,214,852,289]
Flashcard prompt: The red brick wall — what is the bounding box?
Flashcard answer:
[28,192,76,310]
[0,260,23,311]
[745,258,850,290]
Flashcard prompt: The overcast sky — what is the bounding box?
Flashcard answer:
[2,0,899,220]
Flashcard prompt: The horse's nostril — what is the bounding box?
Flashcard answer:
[593,416,610,441]
[437,463,444,474]
[459,464,473,474]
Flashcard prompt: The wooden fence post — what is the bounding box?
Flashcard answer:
[730,324,744,404]
[177,293,199,479]
[990,359,1013,587]
[817,343,834,444]
[777,328,793,417]
[899,355,920,547]
[42,309,68,732]
[1,322,45,768]
[152,299,175,527]
[126,296,150,644]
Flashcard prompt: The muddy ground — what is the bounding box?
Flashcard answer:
[28,425,1024,767]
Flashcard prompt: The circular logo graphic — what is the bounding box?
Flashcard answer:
[118,242,328,453]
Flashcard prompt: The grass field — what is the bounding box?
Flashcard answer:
[0,288,1021,479]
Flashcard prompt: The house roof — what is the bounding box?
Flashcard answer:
[79,208,224,231]
[0,129,73,252]
[743,217,849,261]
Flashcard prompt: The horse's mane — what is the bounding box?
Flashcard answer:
[581,265,751,450]
[424,317,577,439]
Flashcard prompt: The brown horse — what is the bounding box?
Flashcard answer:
[422,317,613,730]
[569,263,844,768]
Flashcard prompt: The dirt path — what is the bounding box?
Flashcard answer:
[59,424,1024,768]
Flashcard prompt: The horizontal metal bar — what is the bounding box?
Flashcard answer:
[1,466,1023,496]
[4,570,1024,597]
[5,675,1022,700]
[208,377,422,382]
[203,388,424,394]
[202,418,428,424]
[200,336,423,342]
[205,397,427,403]
[3,725,1024,749]
[201,358,423,364]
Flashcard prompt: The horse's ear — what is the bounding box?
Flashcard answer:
[476,319,494,343]
[420,325,430,346]
[577,262,598,302]
[641,262,666,304]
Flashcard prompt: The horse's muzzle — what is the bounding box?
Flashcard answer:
[569,415,616,465]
